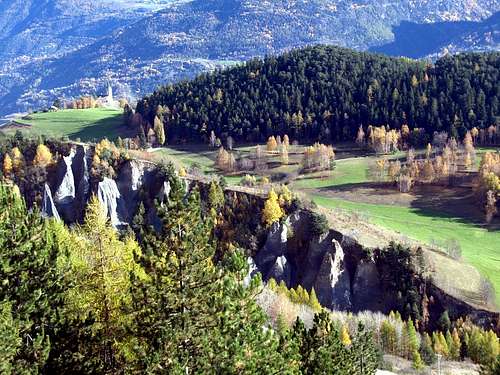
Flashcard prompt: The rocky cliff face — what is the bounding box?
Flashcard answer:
[253,210,385,312]
[41,144,161,228]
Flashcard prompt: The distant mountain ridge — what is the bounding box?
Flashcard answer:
[372,11,500,58]
[0,0,498,116]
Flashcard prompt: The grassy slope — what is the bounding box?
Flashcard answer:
[11,108,125,141]
[291,152,500,303]
[312,195,500,302]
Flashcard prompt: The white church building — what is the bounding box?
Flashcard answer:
[98,81,120,108]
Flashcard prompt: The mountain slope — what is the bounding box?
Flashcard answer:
[0,0,498,116]
[372,11,500,58]
[135,45,499,143]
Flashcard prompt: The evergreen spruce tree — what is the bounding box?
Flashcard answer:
[419,332,436,365]
[129,177,296,373]
[0,185,68,372]
[438,310,451,332]
[292,311,378,374]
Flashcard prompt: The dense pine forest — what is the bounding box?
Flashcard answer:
[135,46,499,144]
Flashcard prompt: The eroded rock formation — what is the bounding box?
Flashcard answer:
[41,183,60,221]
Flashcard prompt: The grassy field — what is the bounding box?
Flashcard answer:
[8,108,126,141]
[289,150,500,303]
[311,195,500,303]
[149,146,216,172]
[292,157,373,189]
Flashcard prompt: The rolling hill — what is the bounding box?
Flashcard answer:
[0,0,498,116]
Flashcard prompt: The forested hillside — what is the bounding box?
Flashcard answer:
[135,46,499,144]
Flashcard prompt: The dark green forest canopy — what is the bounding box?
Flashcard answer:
[136,46,499,143]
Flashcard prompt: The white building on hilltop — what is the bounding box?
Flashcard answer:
[98,81,120,108]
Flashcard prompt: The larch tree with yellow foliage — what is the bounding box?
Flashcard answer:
[262,189,284,227]
[66,196,145,369]
[33,144,53,168]
[341,325,352,346]
[2,154,12,178]
[283,134,290,148]
[267,136,278,152]
[10,147,24,174]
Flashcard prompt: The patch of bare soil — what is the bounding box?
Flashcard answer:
[312,183,486,223]
[382,355,480,375]
[2,121,31,129]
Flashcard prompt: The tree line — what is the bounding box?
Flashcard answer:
[133,46,499,145]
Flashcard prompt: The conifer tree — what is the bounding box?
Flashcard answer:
[153,115,166,145]
[309,288,322,312]
[267,136,278,152]
[2,153,12,177]
[67,196,144,370]
[450,328,461,360]
[412,349,425,370]
[292,312,369,374]
[438,331,449,357]
[341,325,352,346]
[10,147,24,174]
[419,332,436,365]
[0,185,69,372]
[381,320,397,354]
[438,310,451,332]
[129,179,295,373]
[208,180,225,214]
[0,301,21,374]
[283,134,290,148]
[407,318,419,356]
[281,144,289,165]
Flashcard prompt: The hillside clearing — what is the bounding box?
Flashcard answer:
[6,108,127,141]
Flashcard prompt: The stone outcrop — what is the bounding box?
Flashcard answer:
[54,148,77,221]
[253,212,354,311]
[159,180,171,206]
[41,183,60,221]
[313,239,352,311]
[98,177,127,228]
[352,260,384,312]
[244,257,259,288]
[73,145,91,211]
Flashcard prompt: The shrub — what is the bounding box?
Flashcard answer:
[308,211,329,237]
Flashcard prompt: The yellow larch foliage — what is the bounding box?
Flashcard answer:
[471,127,479,143]
[267,136,278,152]
[95,138,112,157]
[262,189,284,227]
[279,185,293,206]
[179,167,187,177]
[283,134,290,147]
[341,325,352,346]
[3,154,12,177]
[33,144,53,168]
[10,147,24,172]
[426,143,432,159]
